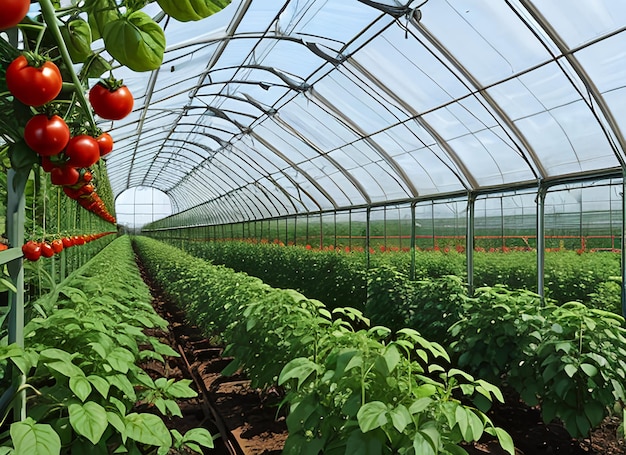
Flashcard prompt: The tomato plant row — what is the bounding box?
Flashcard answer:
[0,236,215,454]
[181,239,623,314]
[133,236,516,455]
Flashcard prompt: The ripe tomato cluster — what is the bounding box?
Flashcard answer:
[21,232,116,262]
[5,51,133,225]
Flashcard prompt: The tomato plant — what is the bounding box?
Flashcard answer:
[22,240,41,261]
[6,55,63,106]
[64,135,100,168]
[0,0,30,30]
[24,114,70,156]
[89,81,134,120]
[96,132,114,156]
[50,166,80,186]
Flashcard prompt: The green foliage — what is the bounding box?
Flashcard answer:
[450,287,626,438]
[185,240,368,310]
[366,266,466,345]
[0,236,215,454]
[134,236,514,454]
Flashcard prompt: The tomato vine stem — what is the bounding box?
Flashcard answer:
[37,0,96,130]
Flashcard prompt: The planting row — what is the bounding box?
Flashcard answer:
[181,240,622,314]
[0,236,214,454]
[133,236,515,455]
[143,237,626,442]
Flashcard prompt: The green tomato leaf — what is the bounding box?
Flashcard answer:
[85,0,120,40]
[11,418,61,455]
[182,428,214,449]
[68,402,108,445]
[165,379,198,399]
[156,0,231,22]
[125,413,172,447]
[60,18,92,63]
[70,375,93,402]
[103,11,166,72]
[278,357,321,389]
[357,401,388,432]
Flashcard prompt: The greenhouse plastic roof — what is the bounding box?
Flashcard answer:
[103,0,626,224]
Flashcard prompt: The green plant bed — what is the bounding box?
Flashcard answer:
[450,286,626,439]
[0,236,214,454]
[133,236,515,455]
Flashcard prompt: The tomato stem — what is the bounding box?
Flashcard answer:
[38,0,97,130]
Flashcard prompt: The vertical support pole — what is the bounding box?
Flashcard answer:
[366,207,371,270]
[6,169,26,421]
[620,174,626,317]
[318,213,323,250]
[410,202,417,280]
[466,193,476,296]
[537,184,547,302]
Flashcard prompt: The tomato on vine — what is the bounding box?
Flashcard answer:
[40,242,54,258]
[96,132,114,156]
[22,240,41,261]
[24,114,70,156]
[6,55,63,106]
[50,166,80,186]
[65,135,100,168]
[89,79,134,120]
[0,0,30,30]
[50,239,64,254]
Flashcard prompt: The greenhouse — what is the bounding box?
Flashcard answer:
[0,0,625,454]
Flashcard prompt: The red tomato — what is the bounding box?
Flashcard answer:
[24,114,70,156]
[6,55,63,106]
[62,237,74,248]
[89,82,133,120]
[65,135,100,168]
[96,132,114,156]
[63,186,81,199]
[50,166,80,186]
[51,239,64,254]
[0,0,29,30]
[40,242,54,258]
[22,240,41,261]
[82,170,93,182]
[74,235,86,246]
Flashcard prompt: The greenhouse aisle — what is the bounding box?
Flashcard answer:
[132,248,288,455]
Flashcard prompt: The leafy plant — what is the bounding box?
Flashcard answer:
[450,286,626,438]
[135,236,516,454]
[0,237,215,454]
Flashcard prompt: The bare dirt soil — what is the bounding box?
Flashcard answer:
[135,256,625,454]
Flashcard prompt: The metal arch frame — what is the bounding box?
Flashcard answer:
[161,139,327,221]
[406,17,547,181]
[158,128,321,212]
[125,1,393,218]
[514,1,626,311]
[305,87,420,198]
[162,140,314,216]
[514,1,626,166]
[269,115,371,206]
[124,0,254,192]
[167,158,296,220]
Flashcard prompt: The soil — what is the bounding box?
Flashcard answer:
[134,255,625,455]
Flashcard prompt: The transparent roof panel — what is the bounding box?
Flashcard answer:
[94,0,626,226]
